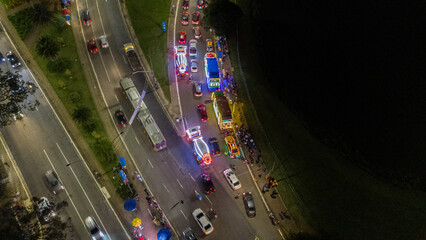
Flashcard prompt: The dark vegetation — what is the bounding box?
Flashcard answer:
[250,0,426,190]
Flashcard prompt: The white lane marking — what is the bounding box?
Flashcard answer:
[189,173,195,182]
[176,179,183,189]
[114,94,119,103]
[147,158,154,168]
[163,183,170,193]
[180,209,188,220]
[94,0,122,79]
[0,19,130,240]
[135,137,140,145]
[205,195,212,204]
[44,149,86,231]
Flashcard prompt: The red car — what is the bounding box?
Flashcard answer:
[87,38,98,53]
[197,104,208,122]
[179,31,187,44]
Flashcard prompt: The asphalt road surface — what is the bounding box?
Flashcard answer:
[0,25,130,240]
[77,0,282,239]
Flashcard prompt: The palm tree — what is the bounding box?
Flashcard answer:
[72,106,91,123]
[35,35,59,59]
[33,4,53,24]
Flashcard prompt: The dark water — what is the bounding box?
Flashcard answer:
[251,0,426,185]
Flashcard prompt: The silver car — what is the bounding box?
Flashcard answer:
[99,36,109,48]
[191,59,198,72]
[192,208,213,235]
[85,216,105,240]
[45,170,64,194]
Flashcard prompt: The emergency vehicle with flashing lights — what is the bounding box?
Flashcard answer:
[186,126,212,166]
[174,45,188,76]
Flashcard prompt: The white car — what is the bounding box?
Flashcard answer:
[99,35,109,48]
[189,39,197,57]
[84,216,105,240]
[223,168,241,190]
[191,59,198,72]
[192,208,213,235]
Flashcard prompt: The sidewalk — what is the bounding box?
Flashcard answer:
[218,47,300,237]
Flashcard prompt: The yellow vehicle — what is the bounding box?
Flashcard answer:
[225,136,240,158]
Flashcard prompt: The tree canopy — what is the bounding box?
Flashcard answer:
[0,70,37,127]
[203,0,243,36]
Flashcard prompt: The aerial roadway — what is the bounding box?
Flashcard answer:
[0,21,130,239]
[73,0,282,239]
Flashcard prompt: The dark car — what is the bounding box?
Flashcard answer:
[88,39,98,53]
[0,52,6,62]
[6,51,21,68]
[182,1,189,10]
[201,174,216,194]
[115,110,128,127]
[197,0,206,9]
[197,104,208,122]
[182,227,198,240]
[208,137,220,155]
[242,192,256,217]
[181,12,189,25]
[82,9,91,25]
[192,11,200,24]
[45,170,64,195]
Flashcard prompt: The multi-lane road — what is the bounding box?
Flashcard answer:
[1,0,283,239]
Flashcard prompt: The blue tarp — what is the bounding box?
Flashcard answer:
[119,157,127,168]
[119,170,128,183]
[157,228,171,240]
[124,199,136,211]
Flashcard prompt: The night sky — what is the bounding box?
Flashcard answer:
[252,0,426,186]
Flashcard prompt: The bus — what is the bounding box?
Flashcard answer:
[204,52,221,91]
[120,78,167,151]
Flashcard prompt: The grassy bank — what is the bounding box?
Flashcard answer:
[125,0,171,100]
[231,0,426,239]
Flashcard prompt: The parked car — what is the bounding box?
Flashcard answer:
[182,12,189,25]
[193,27,202,39]
[115,110,128,127]
[208,137,220,155]
[206,39,213,52]
[201,174,216,194]
[192,11,200,24]
[190,59,198,72]
[192,208,213,235]
[45,170,64,194]
[99,35,109,48]
[223,168,241,190]
[182,227,199,240]
[0,52,6,62]
[179,31,187,44]
[193,82,202,97]
[88,38,98,53]
[6,51,21,68]
[197,104,208,122]
[225,136,241,158]
[82,9,91,25]
[243,192,256,217]
[85,216,105,240]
